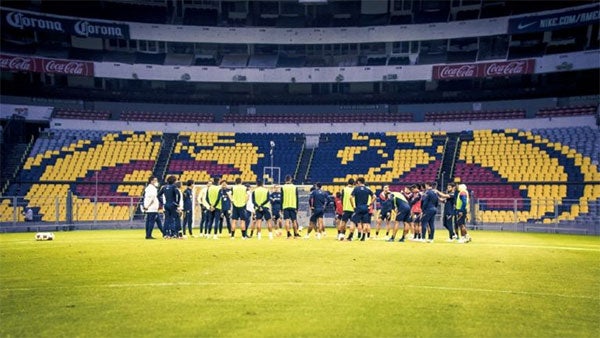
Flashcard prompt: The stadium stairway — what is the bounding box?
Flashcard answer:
[153,133,177,181]
[295,146,313,184]
[1,142,31,193]
[437,132,460,188]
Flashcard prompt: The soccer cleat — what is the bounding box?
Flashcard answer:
[316,233,321,240]
[398,238,405,242]
[457,238,466,243]
[269,232,274,240]
[383,236,390,241]
[445,238,454,242]
[386,238,395,242]
[213,234,218,239]
[257,233,262,240]
[426,239,433,243]
[304,234,310,239]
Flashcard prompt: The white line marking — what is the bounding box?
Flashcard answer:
[469,243,600,252]
[407,285,598,300]
[2,282,597,300]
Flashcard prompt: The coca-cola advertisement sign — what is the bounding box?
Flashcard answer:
[0,54,94,76]
[43,59,93,76]
[433,59,535,80]
[434,64,479,79]
[483,60,535,77]
[0,54,41,72]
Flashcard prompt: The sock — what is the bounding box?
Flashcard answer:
[242,229,247,237]
[231,230,235,237]
[385,231,389,236]
[250,230,254,237]
[367,233,370,238]
[347,233,353,240]
[375,231,379,236]
[287,231,292,237]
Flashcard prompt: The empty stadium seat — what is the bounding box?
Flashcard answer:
[9,130,162,222]
[309,131,445,185]
[167,132,303,184]
[457,128,600,224]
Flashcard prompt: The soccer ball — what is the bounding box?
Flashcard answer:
[35,232,55,241]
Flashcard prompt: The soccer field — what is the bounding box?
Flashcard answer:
[1,230,598,337]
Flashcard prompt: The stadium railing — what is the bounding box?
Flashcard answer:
[1,195,598,235]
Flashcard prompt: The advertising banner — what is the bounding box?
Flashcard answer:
[1,54,94,76]
[508,4,600,34]
[1,9,130,39]
[432,59,535,80]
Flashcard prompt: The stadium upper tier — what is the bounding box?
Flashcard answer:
[1,2,598,73]
[6,0,591,28]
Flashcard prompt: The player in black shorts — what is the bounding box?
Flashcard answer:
[340,179,356,241]
[351,177,375,242]
[270,185,283,236]
[387,191,412,242]
[375,185,393,239]
[409,184,423,241]
[306,183,327,239]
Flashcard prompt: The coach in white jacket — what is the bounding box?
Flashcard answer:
[197,180,212,237]
[143,176,164,239]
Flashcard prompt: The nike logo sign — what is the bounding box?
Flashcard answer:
[517,22,537,30]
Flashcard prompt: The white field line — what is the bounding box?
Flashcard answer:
[1,282,598,300]
[468,242,600,252]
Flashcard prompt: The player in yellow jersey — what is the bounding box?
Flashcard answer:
[230,177,248,239]
[252,180,273,240]
[281,175,301,239]
[339,178,355,241]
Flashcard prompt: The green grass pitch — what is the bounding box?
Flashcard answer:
[1,229,599,337]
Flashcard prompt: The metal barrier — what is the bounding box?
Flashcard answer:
[1,194,598,235]
[473,198,600,235]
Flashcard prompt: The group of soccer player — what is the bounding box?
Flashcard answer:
[331,178,472,243]
[183,174,304,240]
[143,174,303,240]
[143,173,472,243]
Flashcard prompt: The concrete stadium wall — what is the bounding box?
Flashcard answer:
[49,115,596,134]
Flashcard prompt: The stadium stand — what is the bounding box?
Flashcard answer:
[220,55,249,68]
[308,131,446,185]
[1,130,162,222]
[166,132,303,184]
[425,109,526,122]
[0,0,598,234]
[120,111,213,123]
[53,108,111,120]
[536,105,597,118]
[455,128,600,225]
